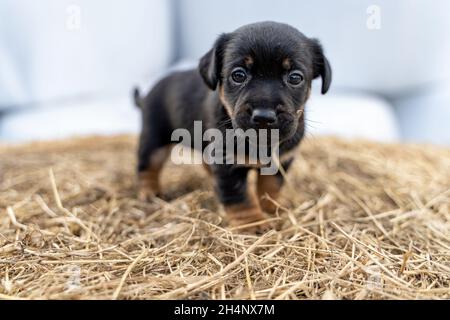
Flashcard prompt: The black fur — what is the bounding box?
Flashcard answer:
[135,21,331,208]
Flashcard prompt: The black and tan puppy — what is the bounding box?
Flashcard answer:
[134,21,331,232]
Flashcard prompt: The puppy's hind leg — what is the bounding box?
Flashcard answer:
[137,127,172,202]
[137,147,171,202]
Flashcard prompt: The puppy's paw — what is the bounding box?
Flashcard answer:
[260,198,279,215]
[137,188,157,202]
[232,219,274,235]
[137,171,160,202]
[226,205,274,234]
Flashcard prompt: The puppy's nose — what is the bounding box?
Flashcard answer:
[251,109,277,127]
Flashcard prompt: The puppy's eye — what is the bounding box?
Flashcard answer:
[231,68,247,84]
[287,71,304,86]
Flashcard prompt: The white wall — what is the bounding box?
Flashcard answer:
[394,81,450,145]
[1,1,449,145]
[0,0,173,109]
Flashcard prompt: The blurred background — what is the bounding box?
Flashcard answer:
[1,0,449,145]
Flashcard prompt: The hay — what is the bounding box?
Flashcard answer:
[0,135,449,300]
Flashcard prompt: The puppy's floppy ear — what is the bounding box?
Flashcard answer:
[199,33,231,91]
[310,39,332,94]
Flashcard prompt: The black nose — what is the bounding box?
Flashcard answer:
[251,109,277,127]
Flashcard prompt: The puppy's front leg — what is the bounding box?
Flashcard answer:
[214,166,271,232]
[257,159,293,214]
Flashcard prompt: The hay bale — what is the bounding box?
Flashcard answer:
[0,135,449,300]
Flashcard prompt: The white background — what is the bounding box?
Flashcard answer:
[0,0,449,145]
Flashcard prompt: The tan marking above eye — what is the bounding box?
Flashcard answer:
[282,58,292,70]
[244,56,254,67]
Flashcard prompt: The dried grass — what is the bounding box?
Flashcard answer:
[0,135,449,300]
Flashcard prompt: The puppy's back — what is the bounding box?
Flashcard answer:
[135,69,210,132]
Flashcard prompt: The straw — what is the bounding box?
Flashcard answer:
[0,135,449,299]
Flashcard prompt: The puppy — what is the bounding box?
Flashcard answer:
[134,21,332,232]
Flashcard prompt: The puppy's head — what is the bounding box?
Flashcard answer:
[199,21,332,140]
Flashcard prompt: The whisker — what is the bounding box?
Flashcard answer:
[305,118,323,125]
[217,119,233,130]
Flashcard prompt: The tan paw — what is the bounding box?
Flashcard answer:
[229,218,274,234]
[260,198,279,215]
[226,205,274,234]
[137,188,156,202]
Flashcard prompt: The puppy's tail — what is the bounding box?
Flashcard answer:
[133,87,144,109]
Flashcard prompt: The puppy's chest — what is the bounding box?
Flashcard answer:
[231,156,288,169]
[235,146,299,166]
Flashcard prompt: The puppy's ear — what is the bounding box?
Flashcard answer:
[310,39,332,94]
[199,33,230,91]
